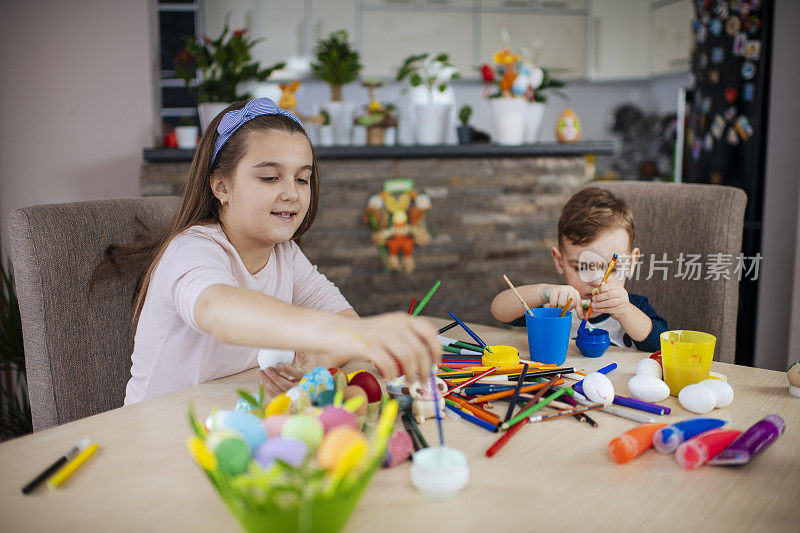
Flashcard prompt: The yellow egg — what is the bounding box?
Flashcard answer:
[316,427,366,471]
[266,393,291,416]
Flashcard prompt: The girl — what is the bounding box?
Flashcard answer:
[111,98,439,404]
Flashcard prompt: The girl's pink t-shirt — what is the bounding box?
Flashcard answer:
[124,224,351,405]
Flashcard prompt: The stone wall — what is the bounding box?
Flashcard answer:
[142,156,592,326]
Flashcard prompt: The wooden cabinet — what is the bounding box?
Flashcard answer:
[589,0,650,80]
[652,0,692,76]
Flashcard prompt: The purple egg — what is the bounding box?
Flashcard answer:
[318,406,358,433]
[254,437,308,468]
[262,414,289,437]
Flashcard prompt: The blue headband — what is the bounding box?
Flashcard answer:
[211,98,305,164]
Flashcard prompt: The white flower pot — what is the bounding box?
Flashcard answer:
[490,98,527,145]
[320,101,356,146]
[524,102,546,143]
[197,102,230,133]
[414,103,451,145]
[175,126,199,149]
[318,125,334,146]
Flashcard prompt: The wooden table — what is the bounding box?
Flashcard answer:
[2,318,798,532]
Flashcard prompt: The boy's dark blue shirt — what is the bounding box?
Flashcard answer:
[507,293,668,352]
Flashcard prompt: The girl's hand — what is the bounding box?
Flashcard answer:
[257,352,337,397]
[544,284,585,319]
[590,283,634,320]
[332,312,440,382]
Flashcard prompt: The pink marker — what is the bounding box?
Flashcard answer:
[674,429,742,470]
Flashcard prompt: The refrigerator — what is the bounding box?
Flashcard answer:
[679,0,773,366]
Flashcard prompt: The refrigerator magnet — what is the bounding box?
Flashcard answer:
[697,25,708,43]
[711,115,725,139]
[745,16,762,35]
[743,83,755,102]
[741,62,756,80]
[733,33,747,56]
[724,88,738,104]
[693,139,702,160]
[700,52,709,69]
[709,69,720,84]
[704,133,714,152]
[714,3,729,18]
[726,16,741,36]
[710,18,723,37]
[735,116,754,141]
[712,47,725,63]
[745,40,761,60]
[726,127,740,146]
[724,106,737,122]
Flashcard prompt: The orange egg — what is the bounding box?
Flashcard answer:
[316,427,366,470]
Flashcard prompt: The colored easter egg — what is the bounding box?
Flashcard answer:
[383,430,414,468]
[216,411,267,453]
[205,410,233,432]
[636,358,663,379]
[318,406,358,433]
[349,372,382,403]
[254,437,308,469]
[556,108,581,143]
[262,414,289,437]
[679,384,717,414]
[206,430,251,476]
[582,372,615,406]
[650,351,663,367]
[299,366,335,397]
[266,393,291,416]
[699,379,734,408]
[282,415,324,450]
[788,362,800,397]
[314,389,336,407]
[343,385,369,416]
[316,427,366,471]
[286,386,312,413]
[627,375,670,403]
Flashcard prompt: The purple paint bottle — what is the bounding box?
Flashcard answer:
[708,415,786,465]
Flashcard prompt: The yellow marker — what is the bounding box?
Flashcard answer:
[47,443,98,489]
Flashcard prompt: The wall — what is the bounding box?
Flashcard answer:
[0,0,156,257]
[755,0,800,371]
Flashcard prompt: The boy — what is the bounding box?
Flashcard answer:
[491,187,668,352]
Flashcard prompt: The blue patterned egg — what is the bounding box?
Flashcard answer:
[299,366,335,397]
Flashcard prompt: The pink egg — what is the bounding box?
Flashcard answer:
[319,406,358,433]
[383,430,413,468]
[262,414,289,437]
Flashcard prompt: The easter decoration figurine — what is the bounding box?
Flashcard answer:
[788,361,800,398]
[409,376,447,425]
[187,387,399,533]
[362,178,432,274]
[556,108,581,143]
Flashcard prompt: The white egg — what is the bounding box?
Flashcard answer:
[699,379,734,408]
[635,358,663,379]
[581,372,615,406]
[627,375,670,403]
[678,384,717,414]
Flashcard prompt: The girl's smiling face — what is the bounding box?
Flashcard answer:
[212,129,313,264]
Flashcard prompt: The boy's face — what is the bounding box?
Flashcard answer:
[551,228,640,299]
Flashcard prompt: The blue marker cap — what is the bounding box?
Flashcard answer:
[653,418,727,454]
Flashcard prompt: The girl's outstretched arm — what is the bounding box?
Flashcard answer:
[195,284,439,381]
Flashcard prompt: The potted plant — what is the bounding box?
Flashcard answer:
[312,30,362,145]
[174,17,285,132]
[457,105,473,145]
[0,259,31,440]
[354,80,398,146]
[174,116,199,149]
[396,53,459,145]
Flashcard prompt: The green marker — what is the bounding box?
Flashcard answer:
[502,387,568,429]
[411,280,442,317]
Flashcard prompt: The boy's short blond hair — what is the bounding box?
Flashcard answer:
[558,187,635,249]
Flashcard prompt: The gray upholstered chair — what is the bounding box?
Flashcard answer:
[593,182,746,363]
[8,197,180,431]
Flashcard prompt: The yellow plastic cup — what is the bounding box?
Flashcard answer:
[482,345,520,367]
[660,330,717,396]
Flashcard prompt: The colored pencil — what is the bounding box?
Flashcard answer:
[571,391,656,424]
[446,396,501,426]
[528,404,603,423]
[559,298,573,317]
[407,298,416,314]
[504,363,529,423]
[442,345,483,356]
[444,403,498,432]
[411,280,441,317]
[437,336,483,351]
[502,274,533,317]
[485,375,560,457]
[444,367,497,396]
[502,387,568,429]
[585,253,618,319]
[401,413,423,451]
[438,321,459,334]
[401,409,429,448]
[469,379,565,404]
[448,312,492,353]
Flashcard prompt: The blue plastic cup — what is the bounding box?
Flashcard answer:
[525,308,572,365]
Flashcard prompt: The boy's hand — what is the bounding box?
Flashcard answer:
[590,283,635,320]
[544,284,585,319]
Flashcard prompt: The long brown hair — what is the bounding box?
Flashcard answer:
[91,100,321,327]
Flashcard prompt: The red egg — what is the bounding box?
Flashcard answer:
[349,372,382,403]
[650,351,663,368]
